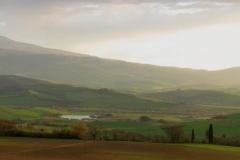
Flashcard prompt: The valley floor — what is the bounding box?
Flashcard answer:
[0,137,240,160]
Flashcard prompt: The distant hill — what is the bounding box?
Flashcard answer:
[146,89,240,106]
[0,75,51,92]
[1,36,240,92]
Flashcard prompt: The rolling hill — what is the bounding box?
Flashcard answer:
[0,75,172,109]
[1,36,240,92]
[1,75,240,109]
[146,89,240,106]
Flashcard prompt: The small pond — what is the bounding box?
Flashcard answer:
[60,115,96,120]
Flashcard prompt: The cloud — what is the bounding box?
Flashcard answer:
[0,0,16,11]
[0,0,239,70]
[176,1,201,7]
[0,22,6,26]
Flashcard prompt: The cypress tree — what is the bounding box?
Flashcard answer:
[208,124,213,143]
[191,129,195,143]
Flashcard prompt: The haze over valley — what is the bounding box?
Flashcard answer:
[1,1,240,159]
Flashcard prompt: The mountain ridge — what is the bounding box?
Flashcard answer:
[0,36,89,57]
[1,36,240,92]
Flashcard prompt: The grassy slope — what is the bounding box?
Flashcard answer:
[0,137,240,160]
[0,106,41,119]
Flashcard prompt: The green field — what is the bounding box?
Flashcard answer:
[179,144,240,152]
[65,91,172,109]
[183,113,240,138]
[0,106,69,120]
[1,104,240,138]
[90,121,164,136]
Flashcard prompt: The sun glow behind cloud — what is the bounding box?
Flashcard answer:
[86,23,240,70]
[0,22,6,26]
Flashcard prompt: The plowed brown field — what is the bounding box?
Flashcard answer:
[0,137,240,160]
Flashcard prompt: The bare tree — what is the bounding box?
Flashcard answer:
[88,125,100,140]
[110,129,124,141]
[103,129,110,141]
[164,125,183,143]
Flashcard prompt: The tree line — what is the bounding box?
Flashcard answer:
[0,119,147,141]
[1,119,240,147]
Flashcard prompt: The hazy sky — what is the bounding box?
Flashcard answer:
[0,0,240,70]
